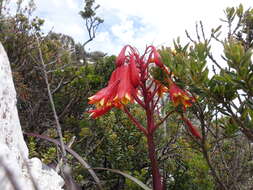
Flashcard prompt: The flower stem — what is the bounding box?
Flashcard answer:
[142,77,164,189]
[147,133,163,190]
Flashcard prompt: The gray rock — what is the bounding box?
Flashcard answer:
[0,43,64,190]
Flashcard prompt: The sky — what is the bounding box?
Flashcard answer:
[10,0,253,55]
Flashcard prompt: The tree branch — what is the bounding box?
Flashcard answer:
[36,36,67,167]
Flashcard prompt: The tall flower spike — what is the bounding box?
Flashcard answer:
[182,117,202,139]
[169,82,194,110]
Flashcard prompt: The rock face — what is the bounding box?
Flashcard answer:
[0,43,64,190]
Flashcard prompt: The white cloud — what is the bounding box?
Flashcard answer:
[92,0,253,54]
[10,0,253,55]
[87,31,118,53]
[111,18,135,43]
[31,0,87,43]
[66,0,78,9]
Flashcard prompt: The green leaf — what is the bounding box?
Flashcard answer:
[212,25,222,34]
[236,4,244,16]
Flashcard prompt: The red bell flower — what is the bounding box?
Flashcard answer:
[88,73,119,107]
[182,117,202,139]
[129,54,140,87]
[115,45,137,67]
[113,64,137,106]
[169,82,194,110]
[154,80,168,97]
[88,49,141,117]
[147,45,163,68]
[115,45,128,67]
[88,105,113,119]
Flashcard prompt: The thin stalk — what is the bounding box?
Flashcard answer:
[133,93,146,109]
[152,95,160,111]
[153,110,175,133]
[123,106,148,136]
[147,134,163,190]
[36,37,67,164]
[143,81,163,190]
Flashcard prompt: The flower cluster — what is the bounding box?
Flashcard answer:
[88,45,201,139]
[87,45,203,189]
[88,46,140,118]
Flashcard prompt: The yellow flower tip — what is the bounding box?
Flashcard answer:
[94,102,101,108]
[113,94,119,101]
[121,97,129,105]
[184,97,190,101]
[88,95,95,100]
[158,93,163,97]
[119,93,133,105]
[172,50,177,56]
[173,100,180,107]
[182,94,190,100]
[125,93,131,101]
[99,98,105,106]
[185,104,190,108]
[88,112,94,118]
[175,93,190,102]
[148,58,155,63]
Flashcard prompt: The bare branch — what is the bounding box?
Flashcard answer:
[185,30,197,44]
[208,53,223,70]
[154,110,176,132]
[56,136,76,173]
[51,77,65,94]
[46,63,71,73]
[36,36,67,167]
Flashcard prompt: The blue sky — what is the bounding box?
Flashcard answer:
[10,0,253,55]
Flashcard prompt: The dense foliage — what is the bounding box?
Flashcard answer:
[0,1,253,190]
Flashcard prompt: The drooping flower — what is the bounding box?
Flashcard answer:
[113,64,137,106]
[115,45,136,67]
[154,80,168,97]
[147,45,163,68]
[88,49,141,118]
[115,46,127,67]
[88,105,113,119]
[182,117,202,139]
[146,46,171,77]
[169,82,194,110]
[88,73,119,107]
[129,54,140,87]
